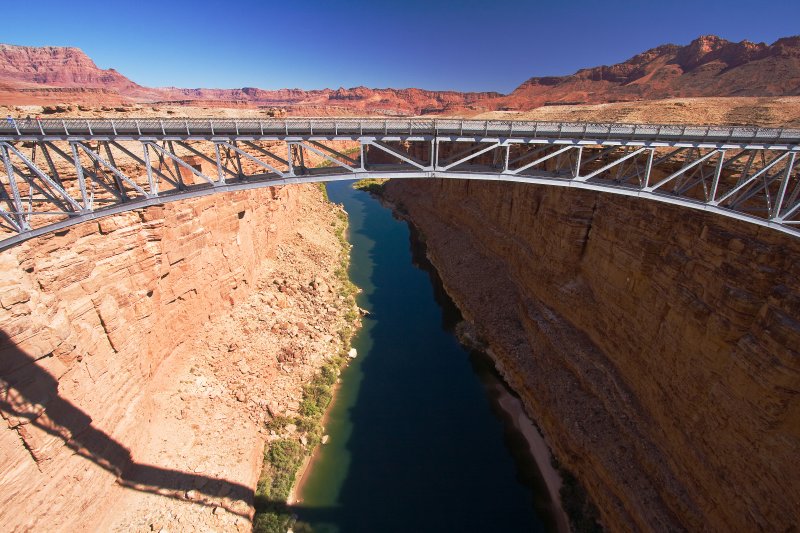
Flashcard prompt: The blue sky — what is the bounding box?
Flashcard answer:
[1,0,797,93]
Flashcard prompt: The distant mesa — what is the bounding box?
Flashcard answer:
[0,35,798,113]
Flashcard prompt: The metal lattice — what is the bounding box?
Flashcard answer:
[0,117,798,249]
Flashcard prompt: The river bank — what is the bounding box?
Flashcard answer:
[357,179,573,532]
[252,195,362,532]
[288,180,561,532]
[0,183,359,532]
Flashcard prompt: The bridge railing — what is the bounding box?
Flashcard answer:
[2,118,799,145]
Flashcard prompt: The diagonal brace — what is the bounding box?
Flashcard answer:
[368,140,429,170]
[306,140,358,166]
[441,141,502,171]
[511,145,578,177]
[217,141,286,178]
[714,152,791,205]
[145,142,216,185]
[645,150,721,191]
[296,141,357,172]
[75,142,148,198]
[2,142,82,212]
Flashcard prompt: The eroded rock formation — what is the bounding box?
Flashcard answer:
[0,183,352,531]
[383,178,800,531]
[2,35,799,112]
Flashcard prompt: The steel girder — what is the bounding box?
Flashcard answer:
[0,117,799,250]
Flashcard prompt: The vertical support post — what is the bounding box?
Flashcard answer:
[503,143,510,173]
[1,144,28,229]
[143,142,157,196]
[287,143,294,176]
[167,141,184,189]
[214,142,225,184]
[360,141,366,171]
[772,152,796,220]
[232,140,244,178]
[297,143,305,174]
[573,146,583,179]
[103,141,128,201]
[642,148,655,188]
[70,142,89,210]
[709,150,726,202]
[434,138,440,171]
[41,144,61,187]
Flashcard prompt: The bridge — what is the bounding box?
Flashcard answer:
[1,117,799,249]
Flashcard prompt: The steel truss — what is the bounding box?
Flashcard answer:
[0,118,799,249]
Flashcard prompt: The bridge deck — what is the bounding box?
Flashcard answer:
[0,118,798,249]
[3,117,800,149]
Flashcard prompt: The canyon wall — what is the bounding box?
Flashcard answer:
[0,183,346,532]
[383,179,800,532]
[4,36,800,112]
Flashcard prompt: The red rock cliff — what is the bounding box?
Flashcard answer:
[383,178,800,531]
[0,184,342,531]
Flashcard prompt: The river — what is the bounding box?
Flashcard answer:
[292,180,564,532]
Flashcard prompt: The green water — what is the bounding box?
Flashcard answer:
[294,181,555,532]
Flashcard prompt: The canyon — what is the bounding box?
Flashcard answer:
[1,34,799,533]
[0,183,357,531]
[381,178,800,531]
[2,35,799,114]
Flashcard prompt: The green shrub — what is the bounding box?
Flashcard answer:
[254,190,364,532]
[316,182,329,202]
[265,415,295,433]
[318,364,338,386]
[352,178,389,194]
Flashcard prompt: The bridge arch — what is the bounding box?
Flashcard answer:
[0,118,798,249]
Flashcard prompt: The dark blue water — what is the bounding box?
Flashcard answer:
[294,181,552,532]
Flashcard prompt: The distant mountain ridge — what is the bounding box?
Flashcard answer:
[500,35,800,108]
[1,35,798,114]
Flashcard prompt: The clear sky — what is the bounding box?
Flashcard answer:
[1,0,797,94]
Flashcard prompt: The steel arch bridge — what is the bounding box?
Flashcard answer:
[1,117,799,249]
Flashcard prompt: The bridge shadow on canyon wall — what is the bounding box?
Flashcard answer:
[0,329,339,523]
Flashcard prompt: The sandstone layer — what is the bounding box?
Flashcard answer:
[0,183,353,532]
[2,35,799,113]
[383,178,800,532]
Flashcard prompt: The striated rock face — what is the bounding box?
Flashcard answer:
[504,35,800,107]
[0,44,500,113]
[3,35,799,112]
[0,44,142,90]
[383,178,800,531]
[0,184,345,531]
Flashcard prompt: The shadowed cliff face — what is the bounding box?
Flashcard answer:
[0,185,309,530]
[0,329,254,513]
[383,178,800,532]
